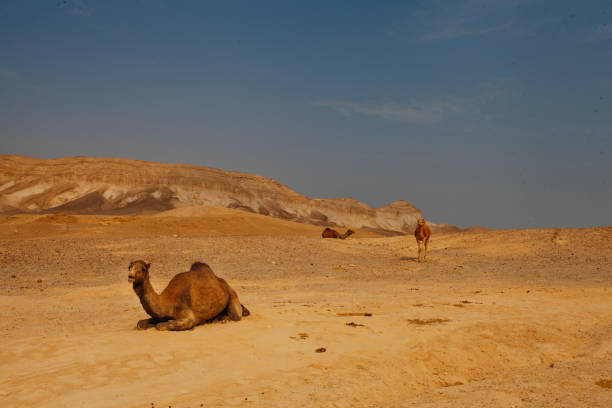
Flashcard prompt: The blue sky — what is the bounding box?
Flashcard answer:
[1,0,611,229]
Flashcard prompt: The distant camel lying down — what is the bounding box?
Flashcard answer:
[128,260,249,331]
[322,227,355,239]
[414,218,431,262]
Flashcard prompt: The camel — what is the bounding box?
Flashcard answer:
[322,227,354,239]
[128,260,249,331]
[414,218,431,262]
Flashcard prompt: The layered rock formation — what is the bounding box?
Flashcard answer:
[0,155,423,234]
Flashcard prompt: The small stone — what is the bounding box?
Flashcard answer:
[315,347,326,353]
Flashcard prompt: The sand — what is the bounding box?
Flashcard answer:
[0,207,611,407]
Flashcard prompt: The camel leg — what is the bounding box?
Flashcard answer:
[217,277,247,321]
[137,318,164,330]
[155,317,196,331]
[417,240,422,262]
[208,304,249,323]
[226,287,244,321]
[423,238,429,261]
[208,310,230,322]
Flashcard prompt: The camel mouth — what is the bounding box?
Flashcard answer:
[128,276,135,283]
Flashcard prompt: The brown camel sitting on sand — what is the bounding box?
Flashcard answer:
[128,260,249,331]
[322,227,354,239]
[414,218,431,262]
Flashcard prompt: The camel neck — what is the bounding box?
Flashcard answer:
[133,276,168,319]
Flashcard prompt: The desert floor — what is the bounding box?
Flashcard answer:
[1,207,611,407]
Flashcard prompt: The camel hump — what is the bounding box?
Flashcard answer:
[190,262,212,272]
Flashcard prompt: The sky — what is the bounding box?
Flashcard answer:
[1,0,611,229]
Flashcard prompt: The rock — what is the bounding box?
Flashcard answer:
[0,155,425,234]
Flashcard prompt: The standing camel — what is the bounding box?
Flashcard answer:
[414,218,431,262]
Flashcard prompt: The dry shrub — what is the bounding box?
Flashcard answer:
[596,379,612,389]
[407,318,450,325]
[35,213,77,224]
[337,312,373,317]
[442,381,464,387]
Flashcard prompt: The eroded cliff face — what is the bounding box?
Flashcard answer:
[0,155,422,234]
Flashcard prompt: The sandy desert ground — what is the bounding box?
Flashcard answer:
[1,206,611,407]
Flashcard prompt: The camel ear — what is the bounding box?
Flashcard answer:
[128,261,133,270]
[146,262,151,270]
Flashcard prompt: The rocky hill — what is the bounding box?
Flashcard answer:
[0,155,424,234]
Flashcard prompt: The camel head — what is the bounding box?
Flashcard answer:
[346,229,355,237]
[128,260,151,284]
[417,218,426,226]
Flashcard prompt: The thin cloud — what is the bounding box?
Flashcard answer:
[386,0,526,43]
[313,100,461,124]
[314,78,521,125]
[389,1,612,45]
[61,0,93,17]
[594,23,612,40]
[0,68,51,91]
[0,69,19,80]
[420,21,513,42]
